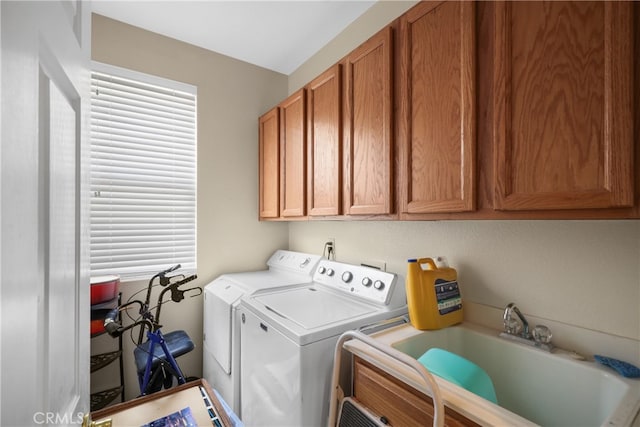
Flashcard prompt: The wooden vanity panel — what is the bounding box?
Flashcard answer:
[353,357,480,427]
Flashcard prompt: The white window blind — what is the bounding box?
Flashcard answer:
[90,63,197,280]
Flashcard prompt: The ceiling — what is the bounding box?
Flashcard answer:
[91,1,376,75]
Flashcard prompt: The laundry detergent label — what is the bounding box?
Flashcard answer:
[434,279,462,315]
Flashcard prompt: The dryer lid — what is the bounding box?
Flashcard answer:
[253,287,376,330]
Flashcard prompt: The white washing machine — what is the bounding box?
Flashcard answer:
[239,259,407,427]
[202,250,322,416]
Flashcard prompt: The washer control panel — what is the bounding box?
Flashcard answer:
[266,250,322,276]
[312,260,396,305]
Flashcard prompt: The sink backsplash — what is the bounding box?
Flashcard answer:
[465,301,640,367]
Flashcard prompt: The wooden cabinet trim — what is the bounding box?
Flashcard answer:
[603,1,634,204]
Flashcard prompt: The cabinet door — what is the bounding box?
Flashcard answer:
[399,1,477,214]
[354,358,480,427]
[280,89,306,217]
[493,1,633,210]
[307,64,342,216]
[344,27,394,215]
[258,107,280,219]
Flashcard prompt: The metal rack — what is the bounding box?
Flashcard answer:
[90,293,125,411]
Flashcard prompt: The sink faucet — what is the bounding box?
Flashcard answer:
[503,302,530,338]
[500,303,553,352]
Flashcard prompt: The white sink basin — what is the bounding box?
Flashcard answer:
[347,323,640,426]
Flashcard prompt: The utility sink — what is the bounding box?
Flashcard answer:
[344,323,640,426]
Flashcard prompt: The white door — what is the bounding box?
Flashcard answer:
[1,1,90,425]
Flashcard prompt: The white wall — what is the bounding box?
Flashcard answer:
[287,1,640,366]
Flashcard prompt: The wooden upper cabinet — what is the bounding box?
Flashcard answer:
[307,64,342,216]
[399,1,477,214]
[344,27,394,215]
[258,107,280,219]
[280,89,307,218]
[493,1,634,211]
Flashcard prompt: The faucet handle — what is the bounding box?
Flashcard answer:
[504,316,521,335]
[533,324,553,344]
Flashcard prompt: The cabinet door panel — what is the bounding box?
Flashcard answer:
[493,1,633,210]
[307,64,342,216]
[399,1,476,213]
[280,89,306,217]
[259,108,279,219]
[344,27,393,215]
[354,358,480,427]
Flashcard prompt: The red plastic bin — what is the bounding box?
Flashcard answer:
[91,275,120,305]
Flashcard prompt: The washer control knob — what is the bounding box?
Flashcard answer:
[326,268,335,277]
[362,277,373,287]
[342,271,353,283]
[373,280,385,290]
[318,266,326,274]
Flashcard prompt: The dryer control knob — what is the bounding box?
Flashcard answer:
[341,271,353,283]
[373,280,385,290]
[362,277,373,287]
[318,266,326,274]
[326,268,335,277]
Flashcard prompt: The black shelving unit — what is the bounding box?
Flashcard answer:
[90,293,125,411]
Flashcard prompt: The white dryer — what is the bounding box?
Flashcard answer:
[202,250,322,416]
[239,259,407,427]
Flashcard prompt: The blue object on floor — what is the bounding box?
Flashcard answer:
[418,348,498,404]
[594,355,640,378]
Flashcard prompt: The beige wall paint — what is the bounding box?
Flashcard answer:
[92,14,289,399]
[286,2,640,364]
[288,221,640,363]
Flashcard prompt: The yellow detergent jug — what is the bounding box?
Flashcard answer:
[406,258,463,330]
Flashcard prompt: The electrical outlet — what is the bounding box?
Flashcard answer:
[326,238,335,259]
